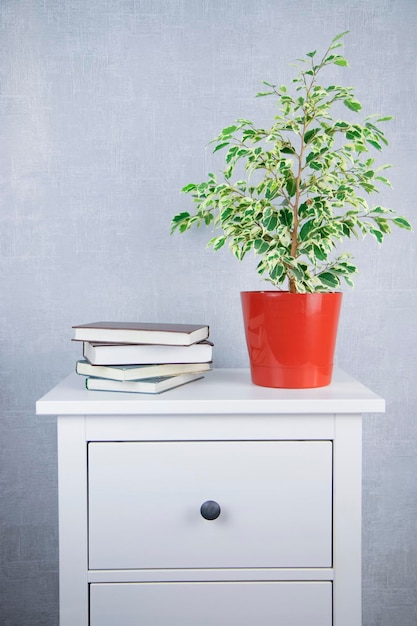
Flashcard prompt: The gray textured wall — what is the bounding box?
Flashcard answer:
[1,1,416,624]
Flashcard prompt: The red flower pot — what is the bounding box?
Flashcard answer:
[240,291,343,388]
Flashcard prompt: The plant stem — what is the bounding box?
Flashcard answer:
[288,47,333,293]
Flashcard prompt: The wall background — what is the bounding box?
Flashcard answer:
[0,0,416,624]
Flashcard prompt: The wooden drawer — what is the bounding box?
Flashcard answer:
[90,581,332,626]
[88,440,332,569]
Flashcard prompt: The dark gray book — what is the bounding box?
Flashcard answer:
[73,321,209,346]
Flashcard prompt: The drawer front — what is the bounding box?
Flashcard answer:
[88,441,332,569]
[90,581,332,626]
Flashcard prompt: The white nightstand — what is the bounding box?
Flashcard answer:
[36,368,384,626]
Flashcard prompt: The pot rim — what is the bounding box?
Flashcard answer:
[240,290,343,296]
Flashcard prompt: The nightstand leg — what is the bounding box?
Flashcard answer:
[333,414,362,626]
[57,415,89,625]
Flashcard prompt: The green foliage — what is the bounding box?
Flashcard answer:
[171,33,412,293]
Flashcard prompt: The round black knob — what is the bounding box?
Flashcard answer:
[200,500,221,520]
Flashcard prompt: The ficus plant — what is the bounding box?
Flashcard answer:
[171,32,412,293]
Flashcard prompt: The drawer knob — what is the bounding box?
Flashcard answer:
[200,500,221,520]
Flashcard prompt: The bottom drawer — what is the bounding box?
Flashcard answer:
[90,581,332,626]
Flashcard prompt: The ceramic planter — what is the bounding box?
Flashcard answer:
[240,291,342,389]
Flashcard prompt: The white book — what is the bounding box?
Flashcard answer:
[76,360,212,381]
[83,340,213,365]
[85,372,205,394]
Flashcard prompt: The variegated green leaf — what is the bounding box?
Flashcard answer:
[171,33,412,292]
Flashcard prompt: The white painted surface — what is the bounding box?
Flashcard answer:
[41,368,385,625]
[57,417,89,626]
[88,440,332,569]
[333,414,362,626]
[37,367,385,415]
[87,568,334,583]
[84,412,336,441]
[89,581,333,626]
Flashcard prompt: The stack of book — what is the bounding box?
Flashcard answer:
[72,321,213,394]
